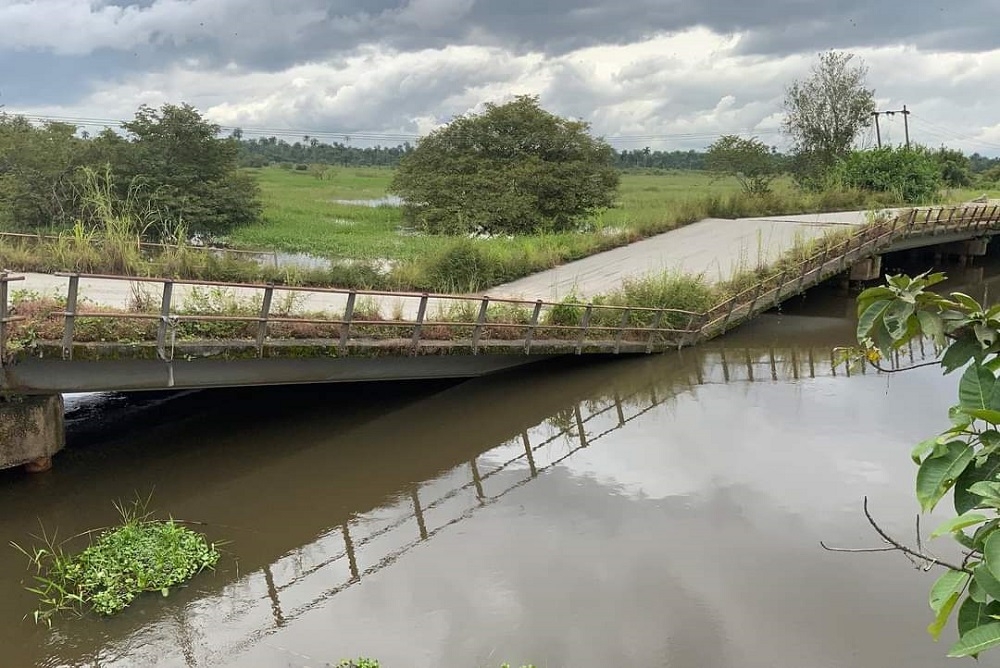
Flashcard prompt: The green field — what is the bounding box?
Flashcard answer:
[231,167,775,260]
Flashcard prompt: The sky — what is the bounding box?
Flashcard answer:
[2,0,1000,154]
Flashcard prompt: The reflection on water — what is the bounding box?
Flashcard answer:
[5,255,1000,667]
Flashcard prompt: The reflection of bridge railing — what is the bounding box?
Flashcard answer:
[1,205,997,373]
[128,341,940,666]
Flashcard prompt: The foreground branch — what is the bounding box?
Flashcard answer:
[820,496,973,574]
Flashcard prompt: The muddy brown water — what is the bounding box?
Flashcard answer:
[4,256,1000,667]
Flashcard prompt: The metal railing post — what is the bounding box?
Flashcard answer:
[0,274,8,364]
[613,308,631,354]
[156,280,173,362]
[256,285,274,357]
[575,304,593,355]
[339,292,356,353]
[62,274,80,360]
[645,310,665,353]
[524,300,543,354]
[472,297,490,354]
[410,294,428,354]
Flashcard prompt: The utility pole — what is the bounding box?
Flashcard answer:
[871,105,911,148]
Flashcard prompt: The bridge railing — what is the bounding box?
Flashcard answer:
[0,272,704,361]
[699,203,1000,338]
[3,203,999,362]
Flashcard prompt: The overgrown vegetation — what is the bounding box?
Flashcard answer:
[835,147,942,203]
[12,496,219,625]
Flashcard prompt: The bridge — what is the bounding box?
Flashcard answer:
[0,202,997,471]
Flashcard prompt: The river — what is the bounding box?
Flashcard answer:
[1,256,999,667]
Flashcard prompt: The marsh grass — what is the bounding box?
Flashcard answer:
[11,495,220,625]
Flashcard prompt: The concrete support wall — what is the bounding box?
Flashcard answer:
[0,394,64,472]
[850,256,883,281]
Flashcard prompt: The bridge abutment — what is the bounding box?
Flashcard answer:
[0,394,64,473]
[849,255,883,281]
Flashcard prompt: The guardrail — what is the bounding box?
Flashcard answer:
[1,203,998,364]
[698,204,1000,338]
[0,272,703,362]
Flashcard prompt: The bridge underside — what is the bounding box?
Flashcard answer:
[3,351,556,395]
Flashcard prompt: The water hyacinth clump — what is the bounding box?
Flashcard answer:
[13,497,220,624]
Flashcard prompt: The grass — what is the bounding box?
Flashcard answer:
[225,167,894,292]
[12,495,220,625]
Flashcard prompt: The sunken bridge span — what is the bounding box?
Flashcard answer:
[0,203,998,470]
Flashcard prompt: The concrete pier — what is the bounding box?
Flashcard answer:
[0,394,64,472]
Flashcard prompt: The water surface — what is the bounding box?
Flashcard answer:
[2,255,999,667]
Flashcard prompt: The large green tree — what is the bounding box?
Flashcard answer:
[390,96,619,235]
[784,51,877,188]
[97,103,262,238]
[0,115,88,230]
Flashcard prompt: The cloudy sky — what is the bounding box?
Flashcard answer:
[3,0,1000,153]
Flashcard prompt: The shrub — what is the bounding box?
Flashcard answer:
[835,147,941,203]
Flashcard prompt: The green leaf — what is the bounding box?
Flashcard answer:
[951,405,974,428]
[929,592,961,641]
[857,286,895,310]
[970,577,988,604]
[857,299,892,343]
[932,570,971,612]
[943,338,981,374]
[948,622,1000,657]
[969,410,1000,425]
[918,310,946,344]
[884,300,916,340]
[918,442,975,512]
[932,512,990,539]
[969,481,1000,503]
[986,532,1000,582]
[953,292,985,312]
[961,365,997,411]
[959,597,1000,637]
[957,455,1000,514]
[976,564,1000,600]
[913,436,940,464]
[977,323,1000,349]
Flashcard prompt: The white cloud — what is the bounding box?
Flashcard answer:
[10,28,1000,154]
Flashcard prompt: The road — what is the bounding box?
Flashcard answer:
[11,210,875,317]
[488,211,871,300]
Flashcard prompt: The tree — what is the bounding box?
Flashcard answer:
[390,95,619,235]
[705,135,777,195]
[784,51,877,185]
[0,114,88,230]
[935,148,973,188]
[844,272,1000,658]
[104,103,262,238]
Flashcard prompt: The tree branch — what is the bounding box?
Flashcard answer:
[820,497,974,574]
